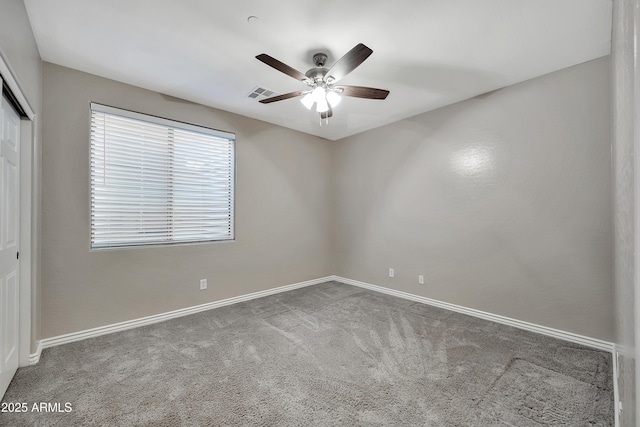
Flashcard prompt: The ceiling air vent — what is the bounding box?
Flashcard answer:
[247,86,277,101]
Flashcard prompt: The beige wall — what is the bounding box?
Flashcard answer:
[0,0,43,352]
[612,0,638,423]
[41,57,613,344]
[332,57,613,341]
[41,62,333,338]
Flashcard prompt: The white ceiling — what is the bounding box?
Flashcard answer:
[23,0,611,141]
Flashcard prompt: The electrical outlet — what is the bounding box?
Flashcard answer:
[418,275,425,285]
[389,268,395,278]
[200,279,207,290]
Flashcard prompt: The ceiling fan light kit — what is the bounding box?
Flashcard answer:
[326,91,341,107]
[300,86,341,113]
[256,43,390,121]
[300,93,315,109]
[315,96,330,113]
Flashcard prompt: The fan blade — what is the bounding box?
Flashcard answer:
[325,43,373,83]
[335,85,389,100]
[256,54,308,82]
[259,91,306,104]
[320,107,333,119]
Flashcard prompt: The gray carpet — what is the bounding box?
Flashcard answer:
[1,281,613,426]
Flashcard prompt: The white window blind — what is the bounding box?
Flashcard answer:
[90,103,235,249]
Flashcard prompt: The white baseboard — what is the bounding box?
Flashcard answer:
[29,340,42,365]
[330,275,615,353]
[41,276,332,350]
[612,344,620,427]
[33,274,618,422]
[30,275,618,423]
[38,274,614,357]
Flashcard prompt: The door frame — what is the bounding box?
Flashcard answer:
[0,50,36,368]
[635,0,640,418]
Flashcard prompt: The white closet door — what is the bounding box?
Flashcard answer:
[0,87,21,400]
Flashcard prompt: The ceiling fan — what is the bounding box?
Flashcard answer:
[255,43,389,119]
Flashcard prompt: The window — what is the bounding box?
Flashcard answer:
[90,103,235,249]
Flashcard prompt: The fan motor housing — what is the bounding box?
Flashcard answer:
[304,52,329,82]
[305,67,329,81]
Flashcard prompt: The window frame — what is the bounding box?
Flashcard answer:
[89,102,236,251]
